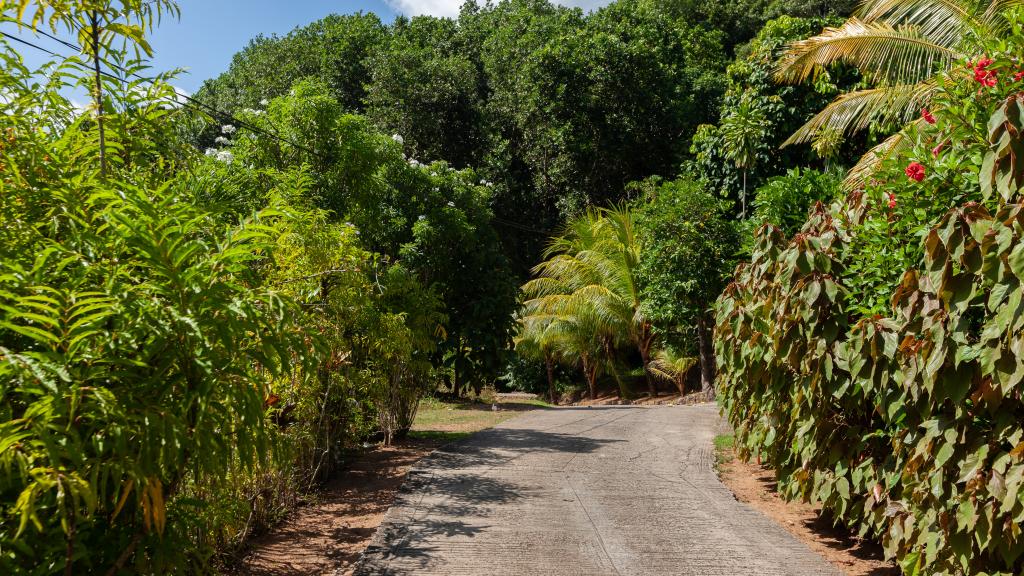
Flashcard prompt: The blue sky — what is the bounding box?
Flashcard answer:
[3,0,612,94]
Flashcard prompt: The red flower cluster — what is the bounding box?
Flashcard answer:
[974,57,997,87]
[921,108,936,124]
[905,161,926,182]
[887,192,897,209]
[1015,70,1024,82]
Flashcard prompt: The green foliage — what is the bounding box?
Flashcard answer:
[636,179,738,329]
[196,12,385,115]
[195,0,733,272]
[716,38,1024,575]
[634,177,738,392]
[193,80,519,397]
[689,14,863,214]
[365,15,483,168]
[0,43,308,575]
[748,167,841,239]
[519,206,653,399]
[646,348,699,395]
[775,0,1024,190]
[0,1,516,572]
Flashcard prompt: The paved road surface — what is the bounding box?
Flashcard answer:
[354,404,841,576]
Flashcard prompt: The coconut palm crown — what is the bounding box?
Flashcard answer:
[776,0,1024,189]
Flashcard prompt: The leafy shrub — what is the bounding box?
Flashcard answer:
[747,167,840,239]
[716,39,1024,576]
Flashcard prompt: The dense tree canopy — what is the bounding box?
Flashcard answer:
[193,0,736,271]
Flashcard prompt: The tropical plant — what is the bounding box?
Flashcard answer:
[520,206,654,398]
[646,348,698,395]
[514,314,563,403]
[748,167,841,239]
[635,178,738,395]
[775,0,1024,189]
[721,93,772,218]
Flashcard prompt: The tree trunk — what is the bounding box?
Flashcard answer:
[696,312,716,398]
[545,355,556,405]
[581,355,597,400]
[741,170,747,219]
[452,358,461,398]
[638,334,654,398]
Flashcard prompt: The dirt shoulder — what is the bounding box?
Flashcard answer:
[716,445,898,576]
[232,395,547,576]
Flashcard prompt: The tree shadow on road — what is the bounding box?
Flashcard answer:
[354,427,621,575]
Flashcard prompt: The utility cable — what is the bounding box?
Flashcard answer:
[0,28,325,159]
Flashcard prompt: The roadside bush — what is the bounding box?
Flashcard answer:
[746,167,841,240]
[716,36,1024,576]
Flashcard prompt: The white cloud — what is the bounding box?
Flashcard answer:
[385,0,611,18]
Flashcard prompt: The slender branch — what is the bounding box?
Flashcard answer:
[90,11,107,176]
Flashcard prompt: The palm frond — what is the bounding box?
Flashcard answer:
[776,18,961,86]
[841,122,921,191]
[857,0,987,46]
[782,81,937,146]
[981,0,1024,27]
[646,349,698,389]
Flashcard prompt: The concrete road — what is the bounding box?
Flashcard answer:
[354,404,841,576]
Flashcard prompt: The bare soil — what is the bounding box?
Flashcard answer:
[231,439,442,576]
[718,455,899,576]
[231,395,545,576]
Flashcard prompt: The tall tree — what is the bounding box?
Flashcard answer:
[721,94,771,218]
[635,178,739,395]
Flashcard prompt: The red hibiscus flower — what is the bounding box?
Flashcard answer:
[905,162,926,182]
[1015,71,1024,82]
[921,108,936,124]
[887,192,897,209]
[974,57,998,86]
[932,142,944,157]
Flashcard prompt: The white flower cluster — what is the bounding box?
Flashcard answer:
[221,124,236,135]
[392,133,404,145]
[447,201,455,207]
[408,159,420,168]
[214,136,230,145]
[479,179,494,187]
[260,99,269,106]
[204,148,234,163]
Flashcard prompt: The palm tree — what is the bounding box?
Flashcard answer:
[776,0,1024,189]
[517,299,608,400]
[647,348,699,396]
[520,207,656,398]
[515,314,565,404]
[721,95,770,218]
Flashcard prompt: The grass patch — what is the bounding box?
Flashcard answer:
[714,433,735,470]
[411,395,549,437]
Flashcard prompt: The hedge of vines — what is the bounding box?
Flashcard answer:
[715,45,1024,576]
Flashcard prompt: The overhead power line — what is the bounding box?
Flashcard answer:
[0,28,325,159]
